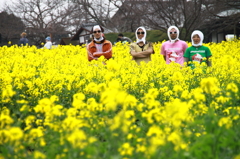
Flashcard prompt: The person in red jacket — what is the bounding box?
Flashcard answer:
[87,25,112,62]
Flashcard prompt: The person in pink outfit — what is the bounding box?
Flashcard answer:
[160,26,188,65]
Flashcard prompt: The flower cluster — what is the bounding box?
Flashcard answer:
[0,41,240,159]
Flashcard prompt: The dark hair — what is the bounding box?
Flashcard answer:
[118,33,123,37]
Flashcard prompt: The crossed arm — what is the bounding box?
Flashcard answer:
[87,43,112,61]
[130,47,154,58]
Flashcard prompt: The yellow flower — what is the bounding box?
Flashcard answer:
[0,130,11,144]
[226,83,238,93]
[67,129,87,149]
[0,115,14,129]
[29,128,44,138]
[20,105,30,112]
[136,144,146,152]
[50,95,59,103]
[200,77,220,95]
[147,125,163,137]
[33,150,46,159]
[172,71,184,81]
[216,96,230,104]
[118,142,134,156]
[218,117,232,129]
[167,131,187,151]
[25,115,36,127]
[9,127,23,141]
[1,85,16,102]
[234,154,240,159]
[173,84,183,93]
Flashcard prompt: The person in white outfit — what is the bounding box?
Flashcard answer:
[44,36,52,49]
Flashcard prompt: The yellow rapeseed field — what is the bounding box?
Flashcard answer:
[0,41,240,159]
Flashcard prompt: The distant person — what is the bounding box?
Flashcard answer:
[184,30,212,68]
[115,33,132,44]
[19,32,29,46]
[160,26,188,65]
[130,26,154,65]
[44,36,52,49]
[87,25,112,62]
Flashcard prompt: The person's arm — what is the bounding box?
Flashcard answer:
[206,47,212,67]
[93,42,112,59]
[163,55,166,61]
[183,48,190,66]
[184,57,189,64]
[206,56,212,66]
[131,44,154,58]
[87,44,97,61]
[183,42,189,53]
[160,43,166,61]
[131,48,153,58]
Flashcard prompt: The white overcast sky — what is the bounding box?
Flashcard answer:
[0,0,119,12]
[0,0,12,11]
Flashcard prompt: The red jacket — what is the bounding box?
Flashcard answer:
[87,40,112,61]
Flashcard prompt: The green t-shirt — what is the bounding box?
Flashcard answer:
[183,45,212,67]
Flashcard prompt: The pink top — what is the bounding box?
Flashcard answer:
[161,40,188,65]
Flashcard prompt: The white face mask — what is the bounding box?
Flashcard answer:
[167,26,179,43]
[135,27,147,44]
[191,30,204,47]
[92,25,104,42]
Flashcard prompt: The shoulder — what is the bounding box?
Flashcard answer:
[202,45,210,49]
[130,42,137,46]
[146,41,153,44]
[146,41,153,46]
[87,41,95,47]
[103,40,112,45]
[162,41,170,45]
[199,45,210,51]
[186,46,193,50]
[179,40,187,44]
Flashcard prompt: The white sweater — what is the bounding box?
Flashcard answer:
[44,41,52,49]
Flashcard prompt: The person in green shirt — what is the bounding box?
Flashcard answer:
[184,30,212,68]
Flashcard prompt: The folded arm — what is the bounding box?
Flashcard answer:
[131,47,154,58]
[93,43,112,59]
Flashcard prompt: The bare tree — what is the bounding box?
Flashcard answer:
[6,0,84,46]
[0,11,25,45]
[72,0,118,27]
[110,1,149,32]
[141,0,210,40]
[70,0,135,32]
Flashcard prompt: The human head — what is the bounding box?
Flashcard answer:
[21,32,27,38]
[46,36,51,41]
[91,25,104,40]
[191,30,204,47]
[167,26,179,43]
[118,33,123,38]
[135,26,146,44]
